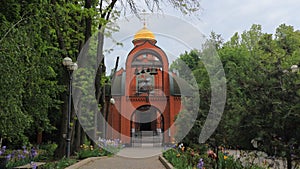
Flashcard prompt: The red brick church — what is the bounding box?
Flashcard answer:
[105,26,190,146]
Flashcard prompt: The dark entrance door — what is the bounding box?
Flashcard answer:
[140,122,151,131]
[130,106,164,147]
[139,112,153,131]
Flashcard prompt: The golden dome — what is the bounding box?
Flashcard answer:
[133,27,156,41]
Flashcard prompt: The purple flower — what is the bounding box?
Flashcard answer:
[31,162,37,169]
[22,146,26,150]
[6,154,11,160]
[18,154,26,159]
[197,158,204,169]
[23,149,29,154]
[2,146,6,150]
[30,147,38,158]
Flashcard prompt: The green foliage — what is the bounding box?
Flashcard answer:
[217,152,244,169]
[172,23,300,169]
[163,144,255,169]
[5,159,31,169]
[0,2,64,145]
[37,143,58,161]
[3,146,39,169]
[175,95,200,145]
[163,148,192,168]
[171,50,200,71]
[42,157,77,169]
[76,138,122,159]
[76,144,109,159]
[1,2,299,169]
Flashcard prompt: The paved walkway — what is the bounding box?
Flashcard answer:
[78,147,166,169]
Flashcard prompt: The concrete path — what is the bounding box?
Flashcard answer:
[78,147,166,169]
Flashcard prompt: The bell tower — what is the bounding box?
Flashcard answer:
[106,25,182,147]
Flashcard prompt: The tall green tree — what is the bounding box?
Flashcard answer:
[0,0,202,157]
[0,0,63,146]
[175,24,300,169]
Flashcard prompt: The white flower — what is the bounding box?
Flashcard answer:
[178,143,184,148]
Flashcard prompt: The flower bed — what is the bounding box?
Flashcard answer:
[0,138,123,169]
[163,143,215,169]
[76,138,122,159]
[0,145,41,169]
[163,144,267,169]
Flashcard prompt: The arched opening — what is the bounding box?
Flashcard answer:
[130,105,164,147]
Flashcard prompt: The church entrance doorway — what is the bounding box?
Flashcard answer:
[130,105,164,147]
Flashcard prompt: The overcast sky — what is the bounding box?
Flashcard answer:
[197,0,299,40]
[102,0,299,73]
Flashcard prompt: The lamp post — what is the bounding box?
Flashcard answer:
[62,56,78,158]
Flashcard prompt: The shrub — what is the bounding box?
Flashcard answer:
[36,143,58,161]
[163,144,269,169]
[76,138,122,160]
[42,157,76,169]
[76,144,108,159]
[163,143,214,169]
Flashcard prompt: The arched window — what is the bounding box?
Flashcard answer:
[131,50,163,95]
[131,50,163,68]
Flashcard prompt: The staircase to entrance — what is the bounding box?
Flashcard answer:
[132,131,163,147]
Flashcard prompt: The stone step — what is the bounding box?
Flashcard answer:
[133,135,162,139]
[141,131,154,136]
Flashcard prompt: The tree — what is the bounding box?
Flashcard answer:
[219,24,300,169]
[0,0,63,146]
[217,24,300,169]
[0,0,202,157]
[175,24,300,169]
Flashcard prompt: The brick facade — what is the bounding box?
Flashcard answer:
[105,27,182,146]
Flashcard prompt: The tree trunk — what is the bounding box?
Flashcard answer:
[287,149,292,169]
[84,0,92,42]
[94,0,117,140]
[55,90,68,158]
[50,0,68,158]
[37,130,42,144]
[95,31,106,139]
[73,96,86,152]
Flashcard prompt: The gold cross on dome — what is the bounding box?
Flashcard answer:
[141,9,148,28]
